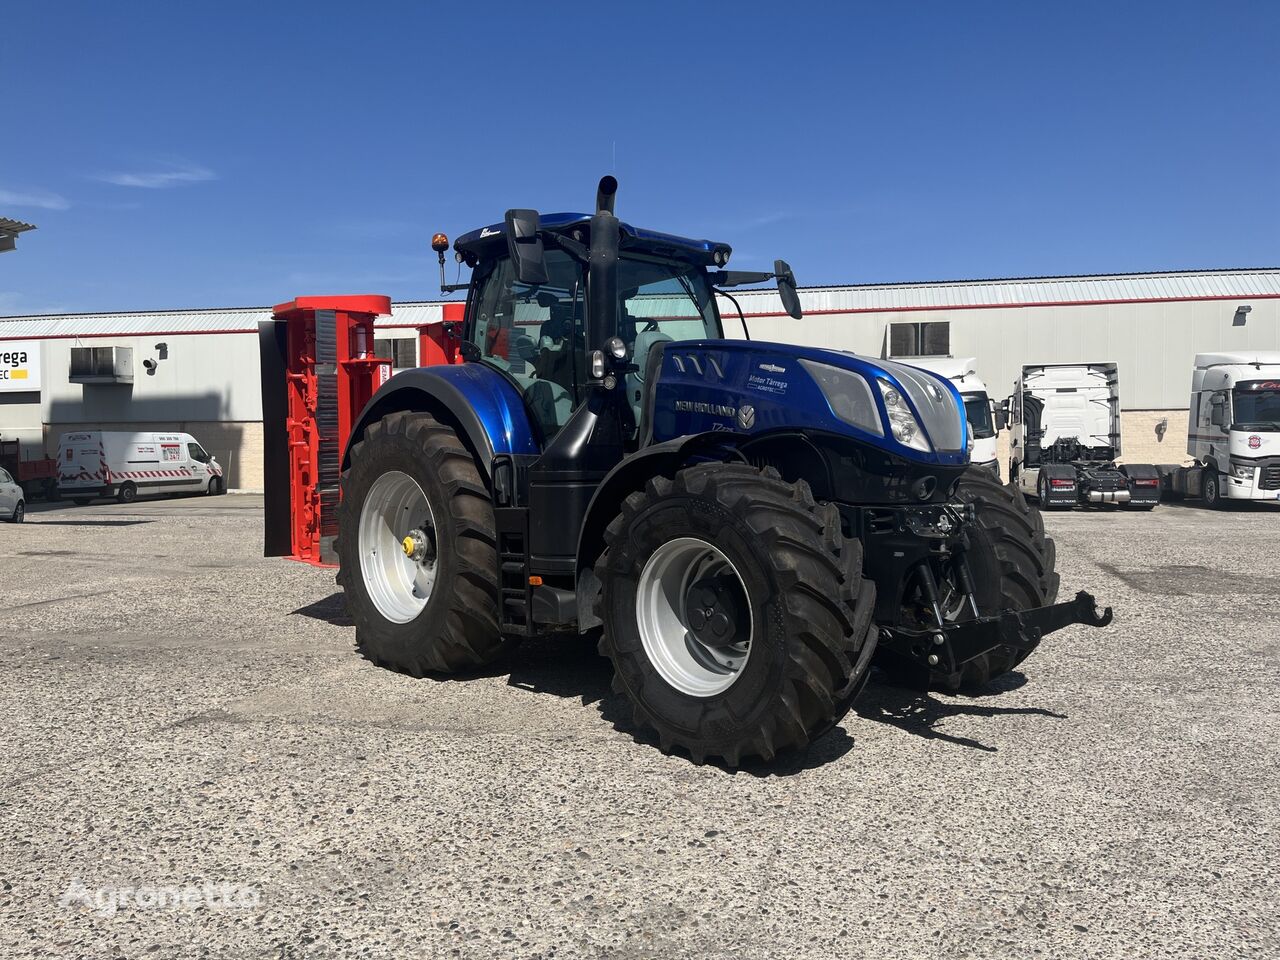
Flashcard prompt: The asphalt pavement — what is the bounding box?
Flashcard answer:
[1,493,1277,959]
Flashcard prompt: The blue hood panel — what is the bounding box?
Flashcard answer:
[648,340,969,466]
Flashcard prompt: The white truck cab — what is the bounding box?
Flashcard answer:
[1007,362,1160,510]
[57,431,225,505]
[904,357,1000,478]
[1160,352,1280,507]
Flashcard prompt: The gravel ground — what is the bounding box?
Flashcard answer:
[1,493,1277,959]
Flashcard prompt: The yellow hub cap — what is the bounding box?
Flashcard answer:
[401,535,416,557]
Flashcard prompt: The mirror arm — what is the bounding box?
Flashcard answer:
[545,232,590,263]
[709,270,775,288]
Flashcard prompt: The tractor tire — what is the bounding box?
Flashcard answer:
[335,411,506,675]
[939,468,1060,691]
[594,463,877,766]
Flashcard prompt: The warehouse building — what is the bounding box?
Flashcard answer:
[1,268,1277,489]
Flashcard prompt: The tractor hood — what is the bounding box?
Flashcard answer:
[646,340,970,466]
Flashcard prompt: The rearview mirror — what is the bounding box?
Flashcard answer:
[775,259,802,319]
[992,397,1008,431]
[504,209,548,286]
[1209,394,1227,427]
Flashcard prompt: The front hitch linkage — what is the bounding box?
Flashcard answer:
[879,591,1114,676]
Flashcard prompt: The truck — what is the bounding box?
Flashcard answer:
[1007,362,1160,511]
[263,177,1112,766]
[903,357,1000,478]
[0,436,58,501]
[1158,352,1280,507]
[57,430,225,505]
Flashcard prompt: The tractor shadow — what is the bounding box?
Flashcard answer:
[291,592,354,627]
[504,633,857,776]
[291,593,1057,768]
[854,669,1066,752]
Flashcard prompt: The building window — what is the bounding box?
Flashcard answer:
[888,321,950,358]
[375,338,417,369]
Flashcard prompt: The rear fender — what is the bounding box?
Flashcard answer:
[343,365,539,479]
[1119,462,1161,503]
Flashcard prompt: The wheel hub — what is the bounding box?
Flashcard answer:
[684,574,748,649]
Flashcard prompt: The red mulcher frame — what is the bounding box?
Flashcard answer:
[261,296,392,566]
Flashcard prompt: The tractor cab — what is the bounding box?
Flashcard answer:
[444,190,789,455]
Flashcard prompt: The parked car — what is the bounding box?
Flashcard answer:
[0,466,25,522]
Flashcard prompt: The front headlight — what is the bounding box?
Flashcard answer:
[877,380,932,453]
[1231,462,1255,480]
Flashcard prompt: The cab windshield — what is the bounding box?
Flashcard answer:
[618,256,721,348]
[1233,387,1280,430]
[963,393,996,439]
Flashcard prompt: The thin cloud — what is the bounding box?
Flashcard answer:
[95,162,217,189]
[0,188,70,211]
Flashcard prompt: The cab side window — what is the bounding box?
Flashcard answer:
[188,443,210,463]
[468,250,586,441]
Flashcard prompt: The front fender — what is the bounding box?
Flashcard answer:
[343,364,539,478]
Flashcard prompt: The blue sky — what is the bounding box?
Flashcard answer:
[1,1,1276,315]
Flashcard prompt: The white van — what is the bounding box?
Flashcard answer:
[57,431,225,505]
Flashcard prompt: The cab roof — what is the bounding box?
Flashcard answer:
[453,212,731,268]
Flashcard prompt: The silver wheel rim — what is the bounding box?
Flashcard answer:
[635,537,753,697]
[358,471,439,624]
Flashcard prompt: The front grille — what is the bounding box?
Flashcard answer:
[1261,465,1280,491]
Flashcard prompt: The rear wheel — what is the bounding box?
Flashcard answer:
[595,463,877,766]
[116,482,137,504]
[884,468,1060,692]
[336,411,506,675]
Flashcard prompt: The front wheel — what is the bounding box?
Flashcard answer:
[595,464,877,766]
[11,501,24,523]
[1202,469,1226,509]
[207,476,223,496]
[336,411,506,675]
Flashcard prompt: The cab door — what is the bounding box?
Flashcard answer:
[186,441,217,491]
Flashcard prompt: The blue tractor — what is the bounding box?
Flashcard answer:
[328,177,1111,765]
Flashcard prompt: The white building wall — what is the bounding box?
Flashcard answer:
[36,332,262,423]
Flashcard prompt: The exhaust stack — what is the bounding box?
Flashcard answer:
[596,176,618,215]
